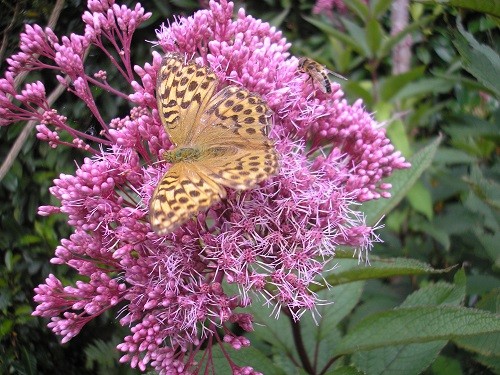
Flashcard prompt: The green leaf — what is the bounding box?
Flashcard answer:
[432,71,500,97]
[334,306,500,355]
[468,276,500,296]
[272,352,310,375]
[416,0,500,17]
[379,66,426,102]
[475,353,500,374]
[453,19,500,97]
[414,220,451,250]
[247,299,297,356]
[325,366,366,375]
[366,18,384,57]
[14,304,33,318]
[0,319,14,338]
[407,181,434,220]
[371,0,394,17]
[209,345,285,375]
[361,136,441,226]
[453,330,500,356]
[250,279,364,371]
[303,16,361,53]
[301,282,364,371]
[344,81,374,106]
[401,269,466,308]
[344,0,370,20]
[304,282,364,328]
[386,117,411,157]
[4,250,14,272]
[342,18,372,57]
[477,288,500,314]
[322,257,452,288]
[249,278,363,373]
[393,78,454,101]
[269,6,290,28]
[431,355,463,375]
[352,342,447,375]
[433,147,477,165]
[84,339,118,370]
[474,229,500,267]
[19,346,37,375]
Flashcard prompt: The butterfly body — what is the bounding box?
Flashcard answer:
[164,147,202,163]
[150,53,278,235]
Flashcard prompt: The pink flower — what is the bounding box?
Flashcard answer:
[313,0,346,15]
[1,0,409,373]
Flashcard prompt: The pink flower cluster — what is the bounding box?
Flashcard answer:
[312,0,368,17]
[1,0,409,373]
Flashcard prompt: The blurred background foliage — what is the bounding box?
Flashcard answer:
[0,0,498,374]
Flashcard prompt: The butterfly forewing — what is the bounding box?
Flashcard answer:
[193,86,278,189]
[156,53,218,145]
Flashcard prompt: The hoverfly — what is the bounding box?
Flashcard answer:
[298,57,347,93]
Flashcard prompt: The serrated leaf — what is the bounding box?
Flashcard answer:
[272,352,310,375]
[432,70,500,97]
[361,136,441,226]
[248,280,364,372]
[84,339,119,369]
[248,299,297,356]
[453,19,500,96]
[475,353,500,374]
[322,257,452,288]
[402,269,466,308]
[301,282,364,371]
[453,331,500,356]
[416,0,500,17]
[334,306,500,355]
[352,341,447,375]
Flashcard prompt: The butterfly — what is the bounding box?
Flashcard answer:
[298,57,347,93]
[149,53,279,235]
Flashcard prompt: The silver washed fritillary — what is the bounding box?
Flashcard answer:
[149,53,279,235]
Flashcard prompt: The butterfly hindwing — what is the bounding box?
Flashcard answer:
[149,163,226,235]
